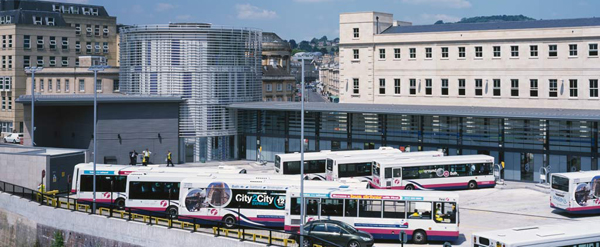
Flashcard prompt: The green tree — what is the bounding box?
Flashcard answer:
[51,231,64,247]
[288,39,297,49]
[319,36,328,42]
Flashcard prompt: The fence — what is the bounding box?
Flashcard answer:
[0,180,341,247]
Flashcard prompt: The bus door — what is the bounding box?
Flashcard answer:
[392,168,402,188]
[383,167,393,188]
[306,198,321,221]
[325,159,334,181]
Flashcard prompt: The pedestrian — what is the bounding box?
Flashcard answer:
[142,148,151,166]
[166,150,174,167]
[130,150,138,166]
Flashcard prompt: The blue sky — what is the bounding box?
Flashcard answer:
[58,0,600,41]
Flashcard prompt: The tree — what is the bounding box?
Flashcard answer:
[320,36,328,42]
[298,41,312,52]
[51,231,64,247]
[319,47,328,54]
[288,39,297,49]
[434,20,444,25]
[310,38,318,44]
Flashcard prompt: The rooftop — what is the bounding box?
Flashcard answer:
[17,94,183,105]
[0,0,110,17]
[228,102,600,121]
[382,17,600,34]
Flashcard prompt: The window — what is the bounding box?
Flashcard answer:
[590,79,598,98]
[128,182,179,200]
[425,47,432,58]
[458,47,465,58]
[45,17,55,26]
[79,79,85,92]
[339,163,373,177]
[394,48,400,59]
[475,79,483,96]
[62,37,68,50]
[569,79,578,97]
[530,79,538,97]
[511,79,519,96]
[39,79,44,91]
[409,48,416,58]
[86,42,91,53]
[353,78,359,94]
[75,58,79,67]
[493,79,501,96]
[49,56,56,67]
[425,79,432,95]
[394,79,400,94]
[6,35,11,48]
[96,79,102,92]
[458,79,466,96]
[56,79,60,91]
[475,46,483,58]
[61,57,68,67]
[49,36,56,50]
[94,42,100,53]
[86,24,92,36]
[569,44,578,56]
[286,83,292,91]
[408,201,432,220]
[113,80,120,92]
[589,43,598,56]
[530,45,538,57]
[441,79,448,95]
[549,79,558,97]
[321,200,343,217]
[37,36,43,49]
[75,24,81,35]
[409,79,416,95]
[549,45,557,57]
[493,46,501,57]
[2,35,6,48]
[379,78,385,94]
[441,47,448,58]
[353,49,359,59]
[379,49,385,59]
[103,42,108,53]
[103,25,109,37]
[94,25,100,36]
[36,56,43,66]
[1,96,4,110]
[265,84,272,92]
[353,28,359,38]
[511,46,519,57]
[24,35,30,49]
[23,56,29,68]
[65,79,69,92]
[434,202,457,224]
[48,79,52,91]
[359,200,382,218]
[1,56,5,69]
[276,83,282,91]
[383,201,406,219]
[75,41,81,53]
[33,16,42,25]
[7,96,10,110]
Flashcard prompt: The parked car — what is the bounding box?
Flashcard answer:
[295,220,374,247]
[3,133,23,144]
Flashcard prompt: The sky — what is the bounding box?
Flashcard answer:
[54,0,600,41]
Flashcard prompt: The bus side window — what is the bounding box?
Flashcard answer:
[291,198,301,215]
[321,199,343,217]
[383,201,406,219]
[407,201,432,219]
[435,202,456,224]
[359,200,382,218]
[344,199,358,217]
[385,168,392,179]
[393,168,401,178]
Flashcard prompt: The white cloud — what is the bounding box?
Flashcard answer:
[156,3,176,12]
[235,4,277,20]
[402,0,471,9]
[176,15,193,21]
[420,13,461,23]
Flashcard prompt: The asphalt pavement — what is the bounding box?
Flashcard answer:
[306,89,328,102]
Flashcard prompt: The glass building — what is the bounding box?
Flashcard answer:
[230,102,600,182]
[119,23,262,162]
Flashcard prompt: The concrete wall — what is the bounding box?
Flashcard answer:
[0,192,261,247]
[0,153,46,191]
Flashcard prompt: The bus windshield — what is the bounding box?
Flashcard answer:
[551,175,570,192]
[373,163,380,176]
[275,156,281,169]
[326,159,333,171]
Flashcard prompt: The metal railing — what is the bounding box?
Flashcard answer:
[0,181,341,247]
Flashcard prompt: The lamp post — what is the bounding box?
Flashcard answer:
[24,67,42,146]
[298,56,309,246]
[89,65,110,214]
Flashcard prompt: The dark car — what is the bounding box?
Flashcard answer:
[295,220,374,247]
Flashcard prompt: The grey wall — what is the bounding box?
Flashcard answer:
[0,153,46,191]
[48,154,85,192]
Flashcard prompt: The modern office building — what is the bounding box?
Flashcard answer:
[119,23,262,162]
[261,32,295,102]
[0,0,117,135]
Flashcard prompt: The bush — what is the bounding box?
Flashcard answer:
[51,230,64,247]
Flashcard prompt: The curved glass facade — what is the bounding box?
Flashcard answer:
[119,24,262,161]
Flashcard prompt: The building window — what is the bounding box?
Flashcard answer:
[549,45,557,57]
[266,84,272,92]
[56,79,60,91]
[353,28,359,38]
[276,83,282,91]
[569,79,578,97]
[458,47,465,58]
[441,79,448,95]
[33,16,42,25]
[94,25,100,36]
[493,79,501,96]
[458,79,466,96]
[511,79,519,96]
[379,78,385,94]
[94,42,100,53]
[75,58,79,67]
[394,48,400,59]
[75,41,81,53]
[96,79,102,92]
[353,78,359,94]
[7,56,11,69]
[425,79,432,95]
[24,35,30,49]
[441,47,448,58]
[79,79,85,92]
[530,79,538,97]
[49,56,56,67]
[475,79,483,96]
[36,56,43,66]
[425,47,432,58]
[353,49,359,59]
[103,25,109,37]
[7,35,11,48]
[37,36,43,49]
[75,24,81,35]
[86,42,91,53]
[530,45,538,57]
[589,43,598,56]
[48,79,52,91]
[549,79,558,97]
[113,80,120,92]
[409,79,416,95]
[86,24,92,36]
[39,79,44,91]
[475,46,483,58]
[590,79,598,98]
[511,46,519,57]
[286,83,292,91]
[65,79,70,92]
[409,48,416,58]
[2,35,6,49]
[379,49,385,59]
[1,56,5,69]
[394,79,400,94]
[103,42,108,53]
[49,36,56,50]
[493,46,501,57]
[23,56,29,68]
[61,57,68,67]
[62,37,68,50]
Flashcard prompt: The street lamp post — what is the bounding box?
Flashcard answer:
[89,65,110,214]
[24,67,42,146]
[299,56,307,246]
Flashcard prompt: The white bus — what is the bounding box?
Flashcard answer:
[325,151,444,182]
[177,176,369,228]
[285,188,459,244]
[70,163,246,207]
[371,155,495,190]
[275,147,401,180]
[473,221,600,247]
[550,171,600,214]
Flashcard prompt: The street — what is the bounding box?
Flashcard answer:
[306,88,328,102]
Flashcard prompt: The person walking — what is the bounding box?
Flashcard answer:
[166,150,174,167]
[142,148,151,166]
[130,150,138,166]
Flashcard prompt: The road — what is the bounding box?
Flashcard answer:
[306,89,327,102]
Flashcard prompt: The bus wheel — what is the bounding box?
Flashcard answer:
[412,230,427,244]
[167,206,178,219]
[468,181,478,189]
[312,177,321,181]
[404,184,415,190]
[223,215,237,228]
[114,198,125,210]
